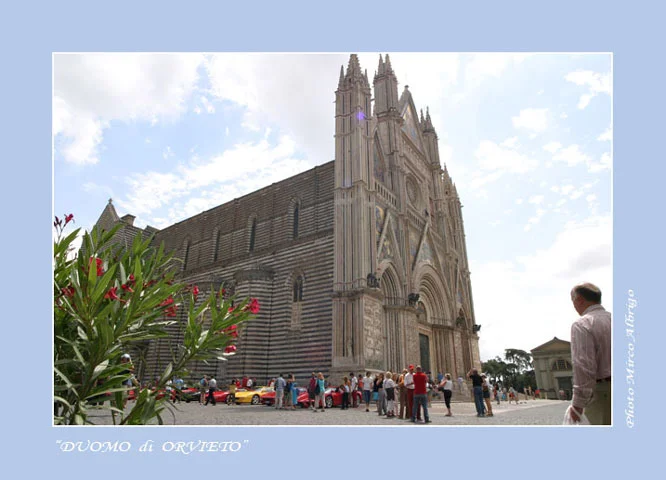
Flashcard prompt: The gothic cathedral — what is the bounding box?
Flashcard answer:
[94,54,481,384]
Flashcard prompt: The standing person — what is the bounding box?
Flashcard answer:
[566,282,612,425]
[308,372,317,410]
[494,383,500,406]
[228,379,237,405]
[439,373,454,416]
[457,375,464,393]
[397,369,408,419]
[173,376,184,403]
[341,376,350,410]
[508,386,517,404]
[375,373,386,416]
[404,365,416,421]
[204,376,217,405]
[246,377,253,389]
[384,372,396,418]
[284,374,293,409]
[362,372,373,412]
[274,373,286,410]
[349,373,358,407]
[411,366,431,423]
[481,375,493,417]
[119,353,137,409]
[314,372,326,412]
[290,374,298,409]
[198,375,208,405]
[468,368,485,417]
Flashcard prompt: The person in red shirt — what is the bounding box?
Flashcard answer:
[411,366,432,423]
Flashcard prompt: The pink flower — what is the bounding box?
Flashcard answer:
[61,286,75,298]
[88,257,104,276]
[192,285,200,298]
[159,296,174,307]
[243,298,260,314]
[64,214,74,225]
[224,345,237,354]
[104,287,119,301]
[223,324,238,338]
[121,283,134,293]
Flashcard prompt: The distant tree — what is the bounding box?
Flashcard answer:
[504,349,533,372]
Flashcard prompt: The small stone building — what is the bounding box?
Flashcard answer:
[94,54,481,385]
[531,337,573,400]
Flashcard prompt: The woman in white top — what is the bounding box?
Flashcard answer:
[384,372,396,418]
[439,373,454,416]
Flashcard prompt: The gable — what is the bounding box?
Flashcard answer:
[401,104,424,152]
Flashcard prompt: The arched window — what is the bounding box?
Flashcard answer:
[293,275,303,302]
[248,218,257,252]
[293,205,299,239]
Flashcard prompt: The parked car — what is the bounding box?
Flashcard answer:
[324,387,362,408]
[262,387,310,408]
[234,387,274,405]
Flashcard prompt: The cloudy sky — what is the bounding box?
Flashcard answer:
[53,52,611,363]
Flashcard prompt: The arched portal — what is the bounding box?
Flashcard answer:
[380,265,403,372]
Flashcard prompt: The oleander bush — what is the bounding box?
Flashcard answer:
[53,215,257,425]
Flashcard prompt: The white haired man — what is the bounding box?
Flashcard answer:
[567,282,611,425]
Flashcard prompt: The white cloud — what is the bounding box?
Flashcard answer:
[463,53,531,86]
[117,135,310,224]
[552,144,590,167]
[597,127,612,142]
[54,53,204,165]
[163,146,174,160]
[512,108,549,132]
[565,70,612,110]
[560,184,575,196]
[589,152,611,173]
[475,140,538,174]
[475,214,612,360]
[543,141,561,154]
[515,198,524,205]
[560,112,568,119]
[500,136,519,148]
[524,208,546,231]
[528,195,545,205]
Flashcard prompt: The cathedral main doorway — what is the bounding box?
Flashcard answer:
[419,333,431,373]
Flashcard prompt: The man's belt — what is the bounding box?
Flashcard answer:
[596,377,611,383]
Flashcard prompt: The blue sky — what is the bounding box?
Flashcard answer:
[53,52,611,363]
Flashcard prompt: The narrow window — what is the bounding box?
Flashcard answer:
[183,241,190,271]
[249,219,256,252]
[293,205,299,239]
[213,231,220,262]
[293,276,303,302]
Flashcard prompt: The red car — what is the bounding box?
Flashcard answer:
[324,387,362,408]
[262,387,311,408]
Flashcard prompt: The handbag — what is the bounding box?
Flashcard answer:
[372,391,378,401]
[562,405,590,425]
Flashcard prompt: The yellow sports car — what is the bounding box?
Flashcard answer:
[233,387,274,405]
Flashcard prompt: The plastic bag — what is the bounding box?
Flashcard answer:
[563,405,590,425]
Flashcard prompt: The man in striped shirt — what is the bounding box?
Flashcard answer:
[567,282,612,425]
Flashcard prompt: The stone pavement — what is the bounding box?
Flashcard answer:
[87,398,570,426]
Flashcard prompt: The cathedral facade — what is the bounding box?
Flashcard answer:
[95,54,481,385]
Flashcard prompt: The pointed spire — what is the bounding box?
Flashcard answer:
[338,65,345,88]
[385,54,393,73]
[420,109,425,124]
[424,107,435,132]
[377,54,385,75]
[364,69,369,85]
[346,54,362,78]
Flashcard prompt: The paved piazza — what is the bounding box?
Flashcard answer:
[88,399,571,426]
